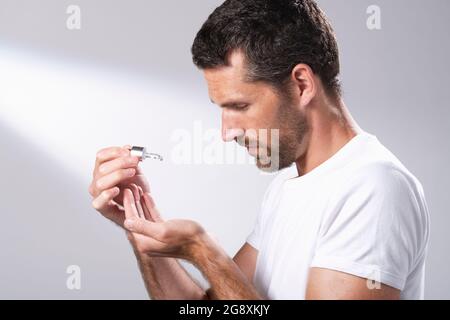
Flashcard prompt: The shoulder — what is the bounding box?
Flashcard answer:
[317,159,430,280]
[341,132,427,200]
[339,159,425,204]
[328,159,430,250]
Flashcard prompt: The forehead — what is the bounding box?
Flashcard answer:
[203,51,265,104]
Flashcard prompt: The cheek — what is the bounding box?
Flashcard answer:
[243,104,281,146]
[251,101,281,131]
[244,120,274,148]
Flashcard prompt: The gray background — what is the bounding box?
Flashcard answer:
[0,0,449,299]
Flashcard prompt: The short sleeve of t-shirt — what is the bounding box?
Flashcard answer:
[310,162,429,291]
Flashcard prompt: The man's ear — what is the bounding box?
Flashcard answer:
[291,64,317,108]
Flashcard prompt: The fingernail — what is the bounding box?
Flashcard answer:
[127,168,136,176]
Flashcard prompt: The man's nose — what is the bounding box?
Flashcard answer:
[222,128,245,142]
[221,111,244,142]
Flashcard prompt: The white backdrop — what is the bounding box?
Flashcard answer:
[0,0,449,299]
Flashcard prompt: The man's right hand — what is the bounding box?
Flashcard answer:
[88,145,150,227]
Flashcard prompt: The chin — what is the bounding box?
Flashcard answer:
[256,156,292,173]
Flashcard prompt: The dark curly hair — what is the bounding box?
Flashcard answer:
[191,0,341,98]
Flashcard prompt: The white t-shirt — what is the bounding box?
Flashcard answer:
[247,131,430,300]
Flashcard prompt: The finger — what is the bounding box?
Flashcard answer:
[90,146,131,195]
[129,184,139,201]
[94,146,129,175]
[124,218,166,241]
[129,184,145,219]
[143,192,163,222]
[95,168,136,192]
[140,196,153,221]
[97,156,140,177]
[92,187,121,211]
[137,186,152,221]
[123,188,140,220]
[112,178,146,208]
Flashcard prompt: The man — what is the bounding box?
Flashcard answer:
[89,0,429,299]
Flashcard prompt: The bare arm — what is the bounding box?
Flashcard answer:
[133,253,206,300]
[233,242,258,283]
[133,242,258,300]
[306,267,401,300]
[136,239,400,300]
[183,237,261,300]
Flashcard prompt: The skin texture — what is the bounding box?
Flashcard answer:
[89,50,401,300]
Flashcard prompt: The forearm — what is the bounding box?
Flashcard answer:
[133,248,206,300]
[192,234,262,300]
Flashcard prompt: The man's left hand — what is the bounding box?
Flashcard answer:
[122,187,206,261]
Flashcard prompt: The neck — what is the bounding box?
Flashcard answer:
[295,97,362,176]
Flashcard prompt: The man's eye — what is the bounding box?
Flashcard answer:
[235,104,249,110]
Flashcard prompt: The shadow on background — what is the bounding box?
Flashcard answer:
[0,123,148,299]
